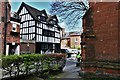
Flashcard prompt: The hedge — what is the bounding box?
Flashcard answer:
[1,53,66,79]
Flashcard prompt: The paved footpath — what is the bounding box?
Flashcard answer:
[53,59,82,79]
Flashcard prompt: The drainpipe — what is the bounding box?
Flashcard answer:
[3,2,8,55]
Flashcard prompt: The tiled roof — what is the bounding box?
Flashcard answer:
[17,2,59,26]
[18,2,48,21]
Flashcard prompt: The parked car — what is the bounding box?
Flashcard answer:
[45,49,52,54]
[61,49,71,58]
[61,49,70,53]
[71,49,78,53]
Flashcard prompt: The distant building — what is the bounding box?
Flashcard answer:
[70,33,81,49]
[61,30,81,49]
[17,2,61,54]
[61,37,70,49]
[81,2,120,76]
[0,1,20,55]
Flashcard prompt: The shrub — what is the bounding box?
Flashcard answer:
[2,53,66,79]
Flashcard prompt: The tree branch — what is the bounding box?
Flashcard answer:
[50,1,89,28]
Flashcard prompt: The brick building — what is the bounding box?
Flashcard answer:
[61,31,81,49]
[0,1,20,55]
[81,2,120,76]
[70,33,81,49]
[6,12,20,55]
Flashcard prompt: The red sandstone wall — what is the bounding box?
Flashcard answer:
[83,2,120,62]
[92,2,119,61]
[118,2,120,61]
[81,2,120,77]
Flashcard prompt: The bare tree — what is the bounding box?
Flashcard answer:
[50,1,89,29]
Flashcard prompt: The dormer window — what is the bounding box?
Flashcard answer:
[53,18,56,21]
[38,16,40,19]
[49,21,55,25]
[41,16,46,22]
[42,13,45,17]
[38,15,46,22]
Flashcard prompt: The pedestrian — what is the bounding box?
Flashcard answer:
[76,52,81,63]
[76,52,81,67]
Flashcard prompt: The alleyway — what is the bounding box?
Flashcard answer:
[53,58,82,79]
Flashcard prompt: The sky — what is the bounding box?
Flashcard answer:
[12,2,51,14]
[11,0,83,32]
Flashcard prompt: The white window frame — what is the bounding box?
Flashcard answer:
[75,38,78,42]
[42,13,45,16]
[0,16,1,23]
[12,23,17,32]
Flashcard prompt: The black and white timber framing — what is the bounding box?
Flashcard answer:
[17,2,61,53]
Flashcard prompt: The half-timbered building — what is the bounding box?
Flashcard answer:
[17,2,61,53]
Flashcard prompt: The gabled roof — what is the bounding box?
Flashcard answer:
[17,2,48,21]
[17,2,61,28]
